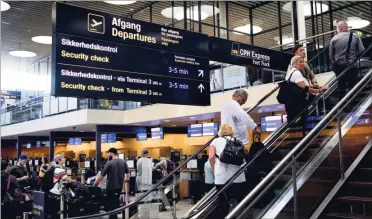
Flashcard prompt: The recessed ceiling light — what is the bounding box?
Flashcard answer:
[161,5,219,21]
[9,50,36,58]
[80,131,84,132]
[32,36,52,45]
[1,1,10,12]
[189,116,196,119]
[164,120,171,122]
[171,125,177,127]
[274,36,294,45]
[104,1,136,5]
[134,124,140,126]
[347,17,370,29]
[233,24,262,35]
[282,2,329,17]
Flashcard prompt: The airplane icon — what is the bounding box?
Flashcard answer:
[91,19,102,27]
[87,13,105,34]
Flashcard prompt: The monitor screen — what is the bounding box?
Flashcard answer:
[85,161,90,168]
[202,122,219,136]
[127,160,134,169]
[136,133,147,141]
[151,127,164,139]
[187,159,198,169]
[26,143,31,149]
[107,133,116,143]
[261,116,283,132]
[101,134,108,143]
[68,138,75,145]
[118,153,124,160]
[74,138,82,145]
[188,124,202,137]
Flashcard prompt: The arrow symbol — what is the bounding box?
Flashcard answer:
[198,84,205,93]
[198,70,204,77]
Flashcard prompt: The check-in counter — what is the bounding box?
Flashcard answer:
[179,169,203,201]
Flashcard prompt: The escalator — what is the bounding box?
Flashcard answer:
[221,50,372,218]
[66,37,371,219]
[181,43,372,219]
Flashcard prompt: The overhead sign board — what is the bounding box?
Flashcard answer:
[209,37,292,72]
[53,3,209,58]
[1,90,21,100]
[52,3,210,106]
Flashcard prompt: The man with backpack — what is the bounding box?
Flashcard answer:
[42,154,75,195]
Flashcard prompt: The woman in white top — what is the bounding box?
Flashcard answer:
[209,124,247,217]
[286,56,327,136]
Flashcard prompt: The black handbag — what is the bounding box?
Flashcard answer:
[332,32,353,74]
[3,176,14,203]
[277,70,307,104]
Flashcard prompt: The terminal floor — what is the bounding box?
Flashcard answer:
[96,200,193,219]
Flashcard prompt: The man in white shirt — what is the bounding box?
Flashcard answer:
[221,89,261,149]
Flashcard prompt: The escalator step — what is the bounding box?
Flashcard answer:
[348,181,372,187]
[325,212,372,219]
[337,196,372,204]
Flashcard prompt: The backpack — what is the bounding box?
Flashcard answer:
[216,137,246,166]
[41,166,57,192]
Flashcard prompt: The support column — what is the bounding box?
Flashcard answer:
[16,136,25,159]
[96,125,102,173]
[292,1,307,51]
[49,132,56,162]
[218,1,228,39]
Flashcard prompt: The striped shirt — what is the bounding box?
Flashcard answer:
[329,32,365,64]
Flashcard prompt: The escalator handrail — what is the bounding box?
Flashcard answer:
[66,75,283,219]
[182,42,372,219]
[227,68,372,219]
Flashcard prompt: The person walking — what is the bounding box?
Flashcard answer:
[94,148,129,219]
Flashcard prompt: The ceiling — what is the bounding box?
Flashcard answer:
[1,1,371,73]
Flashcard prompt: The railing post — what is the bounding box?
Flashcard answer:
[173,174,177,217]
[337,111,345,179]
[292,155,298,219]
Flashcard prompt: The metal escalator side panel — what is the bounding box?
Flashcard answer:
[259,91,372,219]
[309,140,372,219]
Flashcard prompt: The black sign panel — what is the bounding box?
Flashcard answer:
[53,3,209,58]
[209,37,292,72]
[52,34,210,106]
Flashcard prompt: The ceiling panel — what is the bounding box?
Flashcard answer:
[1,1,371,73]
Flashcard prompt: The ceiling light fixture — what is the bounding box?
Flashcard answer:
[164,120,171,122]
[233,24,262,35]
[32,36,52,45]
[189,116,196,119]
[9,50,37,58]
[161,5,219,21]
[104,1,136,5]
[1,1,10,12]
[282,2,329,17]
[274,36,294,45]
[346,17,370,29]
[171,125,177,127]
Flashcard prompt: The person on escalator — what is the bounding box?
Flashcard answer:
[221,89,261,152]
[289,44,325,90]
[330,20,365,100]
[209,124,247,218]
[286,56,327,137]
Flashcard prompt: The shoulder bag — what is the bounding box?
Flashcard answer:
[332,32,353,74]
[277,70,307,104]
[3,176,14,203]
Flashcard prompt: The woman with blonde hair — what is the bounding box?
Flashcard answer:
[286,55,327,136]
[209,124,247,218]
